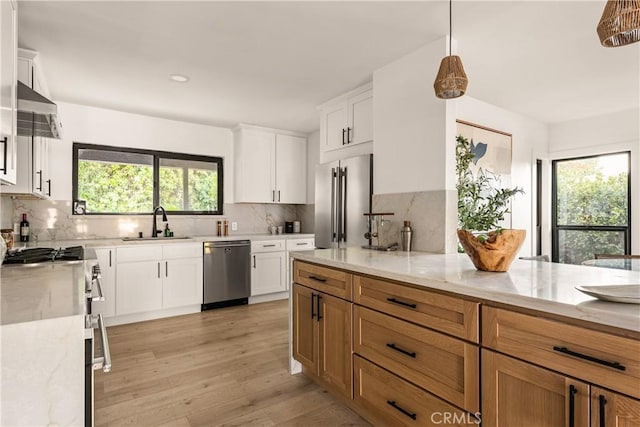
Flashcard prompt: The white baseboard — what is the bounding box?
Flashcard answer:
[103,304,201,326]
[249,291,289,304]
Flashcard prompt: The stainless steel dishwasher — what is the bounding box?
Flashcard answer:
[202,240,251,310]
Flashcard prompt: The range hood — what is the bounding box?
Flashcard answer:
[17,81,63,139]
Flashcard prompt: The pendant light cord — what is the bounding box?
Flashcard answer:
[449,0,452,56]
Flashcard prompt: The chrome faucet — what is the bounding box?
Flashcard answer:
[152,206,168,237]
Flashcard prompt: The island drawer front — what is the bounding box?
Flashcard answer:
[354,356,477,427]
[353,275,479,342]
[483,307,640,399]
[354,306,479,412]
[293,261,352,300]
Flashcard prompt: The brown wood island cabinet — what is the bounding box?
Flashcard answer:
[291,260,640,427]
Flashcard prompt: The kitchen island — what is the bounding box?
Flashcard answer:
[1,261,86,426]
[289,248,640,426]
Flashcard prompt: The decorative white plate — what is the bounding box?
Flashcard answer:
[575,285,640,304]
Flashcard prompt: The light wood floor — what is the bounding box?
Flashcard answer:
[95,300,369,427]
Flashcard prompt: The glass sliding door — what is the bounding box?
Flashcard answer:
[552,152,631,264]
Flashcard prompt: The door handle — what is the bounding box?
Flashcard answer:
[272,190,275,202]
[109,250,112,267]
[46,179,51,196]
[93,314,112,373]
[316,294,322,321]
[278,190,280,202]
[0,137,7,174]
[340,167,347,241]
[311,293,316,319]
[331,168,337,242]
[157,262,160,278]
[568,384,577,427]
[36,170,42,191]
[347,127,352,143]
[165,261,168,277]
[253,255,256,268]
[598,394,606,427]
[342,128,346,145]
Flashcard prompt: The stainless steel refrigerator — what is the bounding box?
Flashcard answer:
[315,154,372,249]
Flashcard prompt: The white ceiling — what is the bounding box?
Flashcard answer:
[18,1,640,134]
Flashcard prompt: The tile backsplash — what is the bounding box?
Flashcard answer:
[0,197,314,241]
[372,190,457,253]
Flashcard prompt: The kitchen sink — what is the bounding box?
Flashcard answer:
[121,236,191,241]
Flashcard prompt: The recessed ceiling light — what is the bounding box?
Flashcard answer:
[169,74,190,83]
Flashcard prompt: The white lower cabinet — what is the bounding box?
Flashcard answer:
[116,260,163,315]
[115,243,202,317]
[251,239,286,296]
[92,247,116,318]
[162,246,203,308]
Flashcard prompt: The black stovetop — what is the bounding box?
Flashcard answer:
[3,246,85,264]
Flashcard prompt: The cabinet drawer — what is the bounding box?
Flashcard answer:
[353,275,479,342]
[354,306,479,412]
[117,246,163,263]
[162,243,202,259]
[293,261,351,300]
[354,356,477,427]
[483,307,640,399]
[285,238,315,251]
[251,239,285,253]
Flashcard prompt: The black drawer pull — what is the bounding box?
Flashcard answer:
[309,275,327,283]
[386,343,416,358]
[599,394,607,427]
[386,400,416,420]
[553,346,625,371]
[569,385,577,427]
[386,298,417,309]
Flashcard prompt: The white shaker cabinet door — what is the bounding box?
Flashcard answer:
[251,251,286,296]
[92,248,117,318]
[163,257,203,308]
[347,90,373,146]
[234,128,276,203]
[116,260,163,315]
[275,134,306,204]
[321,102,348,153]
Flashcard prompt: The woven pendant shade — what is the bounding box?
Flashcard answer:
[434,55,468,99]
[597,0,640,47]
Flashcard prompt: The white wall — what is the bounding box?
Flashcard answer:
[548,108,640,254]
[456,96,549,256]
[50,102,233,201]
[373,37,452,194]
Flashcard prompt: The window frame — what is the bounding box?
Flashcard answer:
[72,142,224,215]
[551,151,631,263]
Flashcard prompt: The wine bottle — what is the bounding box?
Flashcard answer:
[20,213,29,242]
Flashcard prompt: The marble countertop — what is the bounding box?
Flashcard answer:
[1,261,86,326]
[291,248,640,333]
[14,233,315,249]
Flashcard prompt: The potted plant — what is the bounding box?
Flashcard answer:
[456,134,525,272]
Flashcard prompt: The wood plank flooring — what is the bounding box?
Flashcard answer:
[95,300,369,426]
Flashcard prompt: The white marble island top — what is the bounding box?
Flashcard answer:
[0,261,86,325]
[290,248,640,334]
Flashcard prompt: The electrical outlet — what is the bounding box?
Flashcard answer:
[231,222,238,231]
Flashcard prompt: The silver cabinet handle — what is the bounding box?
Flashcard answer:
[93,314,112,373]
[36,170,42,191]
[109,250,112,267]
[263,244,276,247]
[296,242,307,246]
[91,277,105,302]
[272,190,275,202]
[253,255,256,268]
[157,262,160,278]
[165,261,168,277]
[278,190,281,202]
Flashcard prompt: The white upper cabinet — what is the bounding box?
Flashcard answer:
[318,83,373,154]
[234,125,307,204]
[275,134,306,204]
[0,0,18,186]
[3,49,53,197]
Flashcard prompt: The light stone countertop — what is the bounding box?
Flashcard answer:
[1,261,86,326]
[15,233,315,249]
[290,247,640,333]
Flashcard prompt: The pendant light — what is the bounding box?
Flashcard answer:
[433,0,468,99]
[597,0,640,47]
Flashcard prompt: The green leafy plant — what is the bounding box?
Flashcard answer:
[456,134,523,233]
